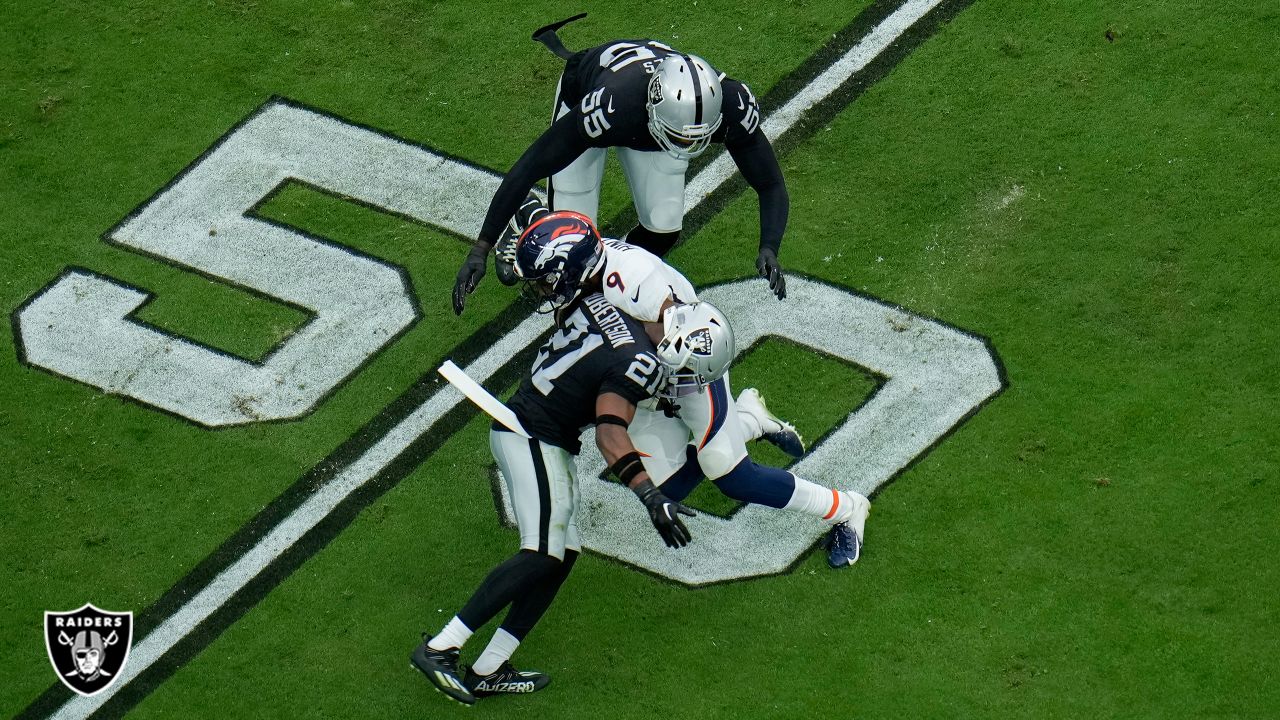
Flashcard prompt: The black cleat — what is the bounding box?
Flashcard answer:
[823,520,863,568]
[410,634,476,705]
[494,219,520,287]
[464,661,551,697]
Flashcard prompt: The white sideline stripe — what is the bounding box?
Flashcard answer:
[50,2,944,716]
[684,0,944,208]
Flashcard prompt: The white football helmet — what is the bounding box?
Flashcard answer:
[646,54,723,160]
[655,301,734,398]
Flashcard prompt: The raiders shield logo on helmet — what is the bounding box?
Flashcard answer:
[686,327,714,356]
[44,603,133,696]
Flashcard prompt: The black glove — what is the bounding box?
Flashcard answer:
[452,244,489,315]
[755,247,786,300]
[632,479,695,548]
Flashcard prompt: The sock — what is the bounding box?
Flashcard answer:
[783,477,845,521]
[428,616,473,651]
[500,549,578,640]
[472,628,522,676]
[736,406,764,441]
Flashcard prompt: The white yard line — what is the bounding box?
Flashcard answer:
[685,0,943,206]
[51,1,944,715]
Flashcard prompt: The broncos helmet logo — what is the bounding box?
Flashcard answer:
[533,224,588,271]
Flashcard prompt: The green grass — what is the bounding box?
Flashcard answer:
[3,0,1279,718]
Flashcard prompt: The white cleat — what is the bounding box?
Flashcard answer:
[736,387,806,458]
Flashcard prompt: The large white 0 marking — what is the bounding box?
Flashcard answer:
[15,101,501,427]
[498,277,1003,586]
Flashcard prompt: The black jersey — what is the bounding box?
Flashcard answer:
[476,39,786,253]
[506,292,664,454]
[564,40,762,150]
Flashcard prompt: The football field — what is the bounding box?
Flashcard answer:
[3,1,1278,717]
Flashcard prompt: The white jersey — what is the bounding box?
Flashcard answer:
[597,238,698,323]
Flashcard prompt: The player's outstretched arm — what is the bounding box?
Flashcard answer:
[595,392,695,548]
[728,132,790,300]
[452,119,588,315]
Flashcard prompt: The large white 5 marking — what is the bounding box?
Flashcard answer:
[15,101,501,427]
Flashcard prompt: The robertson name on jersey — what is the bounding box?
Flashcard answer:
[507,292,665,454]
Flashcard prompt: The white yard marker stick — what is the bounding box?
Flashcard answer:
[438,360,531,437]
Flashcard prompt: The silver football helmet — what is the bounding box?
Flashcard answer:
[655,301,734,398]
[646,54,723,160]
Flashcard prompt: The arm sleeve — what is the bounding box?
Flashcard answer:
[728,131,789,255]
[476,118,589,247]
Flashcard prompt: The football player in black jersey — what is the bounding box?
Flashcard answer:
[452,13,789,316]
[509,208,869,559]
[413,247,728,704]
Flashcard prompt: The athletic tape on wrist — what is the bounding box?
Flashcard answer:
[630,477,659,501]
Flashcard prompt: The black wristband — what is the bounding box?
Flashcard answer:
[618,460,645,485]
[594,414,630,429]
[609,451,645,486]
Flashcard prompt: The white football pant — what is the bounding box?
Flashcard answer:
[628,371,750,483]
[550,74,689,233]
[490,429,580,560]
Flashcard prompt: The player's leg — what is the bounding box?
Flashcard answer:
[616,147,687,256]
[464,548,575,697]
[680,373,860,519]
[676,373,871,564]
[548,147,606,222]
[413,430,569,702]
[463,440,579,696]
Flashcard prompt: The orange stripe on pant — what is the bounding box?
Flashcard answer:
[698,388,717,450]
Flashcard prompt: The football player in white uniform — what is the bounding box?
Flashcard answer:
[507,204,870,569]
[452,14,790,317]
